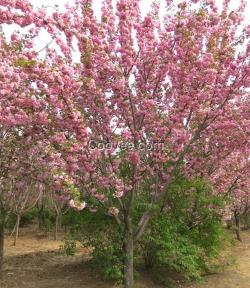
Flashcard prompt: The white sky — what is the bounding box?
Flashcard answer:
[28,0,250,18]
[2,0,249,59]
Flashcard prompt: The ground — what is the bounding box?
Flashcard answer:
[185,231,250,288]
[1,228,250,288]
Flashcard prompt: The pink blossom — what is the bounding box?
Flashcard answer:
[129,151,140,165]
[69,199,87,211]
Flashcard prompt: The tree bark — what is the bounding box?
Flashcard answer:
[14,214,21,246]
[234,212,242,242]
[123,207,152,287]
[134,210,152,242]
[0,222,4,275]
[124,231,134,288]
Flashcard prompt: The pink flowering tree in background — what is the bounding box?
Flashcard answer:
[46,181,73,241]
[0,138,49,270]
[210,152,250,241]
[0,12,58,272]
[0,0,250,286]
[0,10,75,271]
[10,178,43,246]
[184,86,250,240]
[229,172,250,242]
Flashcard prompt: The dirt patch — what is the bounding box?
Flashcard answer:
[1,229,250,288]
[1,230,163,288]
[2,241,111,288]
[5,232,63,257]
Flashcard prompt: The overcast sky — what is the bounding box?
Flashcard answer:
[28,0,250,18]
[2,0,249,60]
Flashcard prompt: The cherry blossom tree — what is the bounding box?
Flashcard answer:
[45,188,71,241]
[0,12,53,271]
[10,181,43,246]
[184,76,250,240]
[38,1,249,286]
[211,152,250,241]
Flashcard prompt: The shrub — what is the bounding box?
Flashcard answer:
[138,177,229,282]
[37,205,54,235]
[63,207,125,283]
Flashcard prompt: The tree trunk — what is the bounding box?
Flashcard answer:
[124,232,134,288]
[234,212,242,242]
[38,204,44,230]
[0,222,4,275]
[54,214,60,241]
[123,207,152,288]
[14,214,21,246]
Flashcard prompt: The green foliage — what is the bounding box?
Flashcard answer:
[81,210,124,282]
[14,58,36,68]
[91,238,124,282]
[138,177,229,282]
[242,213,250,230]
[140,216,202,279]
[63,207,125,283]
[5,208,38,231]
[37,204,54,234]
[5,213,16,230]
[20,208,39,227]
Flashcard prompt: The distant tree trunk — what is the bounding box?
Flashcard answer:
[38,203,44,230]
[54,213,60,241]
[14,214,21,246]
[0,222,4,275]
[234,212,242,242]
